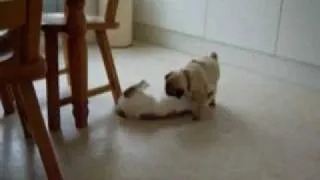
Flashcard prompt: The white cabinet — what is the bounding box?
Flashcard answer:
[150,0,207,37]
[134,0,153,25]
[99,0,133,47]
[134,0,207,37]
[204,0,282,53]
[276,0,320,66]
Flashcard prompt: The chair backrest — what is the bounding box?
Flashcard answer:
[21,0,43,64]
[0,0,44,82]
[105,0,119,23]
[0,0,42,64]
[0,0,26,31]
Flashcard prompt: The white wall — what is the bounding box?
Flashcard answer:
[204,0,281,53]
[134,0,320,66]
[276,0,320,66]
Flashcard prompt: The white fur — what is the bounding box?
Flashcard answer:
[116,80,191,119]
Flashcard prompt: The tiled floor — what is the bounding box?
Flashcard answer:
[1,42,320,180]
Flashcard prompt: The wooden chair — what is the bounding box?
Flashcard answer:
[0,30,15,116]
[0,0,63,179]
[0,83,15,116]
[42,0,122,131]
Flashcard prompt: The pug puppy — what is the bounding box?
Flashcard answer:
[165,52,220,120]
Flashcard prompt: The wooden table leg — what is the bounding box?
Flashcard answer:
[65,0,88,128]
[45,30,61,131]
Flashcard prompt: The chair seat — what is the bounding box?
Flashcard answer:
[41,13,119,31]
[0,56,47,82]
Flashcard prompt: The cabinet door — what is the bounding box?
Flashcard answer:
[134,0,153,25]
[205,0,281,53]
[150,0,207,37]
[276,0,320,66]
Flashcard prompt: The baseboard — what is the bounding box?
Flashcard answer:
[134,23,320,90]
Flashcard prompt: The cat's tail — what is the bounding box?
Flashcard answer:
[123,80,150,98]
[136,80,150,90]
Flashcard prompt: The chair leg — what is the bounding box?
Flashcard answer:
[95,30,122,103]
[0,84,15,116]
[45,30,61,131]
[10,84,32,139]
[14,82,63,180]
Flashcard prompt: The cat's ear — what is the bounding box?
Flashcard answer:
[123,86,137,98]
[165,71,174,80]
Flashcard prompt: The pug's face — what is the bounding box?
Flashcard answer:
[164,71,186,99]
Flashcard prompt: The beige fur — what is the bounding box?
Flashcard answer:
[165,52,220,120]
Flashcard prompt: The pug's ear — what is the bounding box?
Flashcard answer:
[165,71,173,80]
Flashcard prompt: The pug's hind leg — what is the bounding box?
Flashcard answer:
[191,102,201,121]
[206,90,216,108]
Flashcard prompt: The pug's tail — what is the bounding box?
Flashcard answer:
[210,52,218,60]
